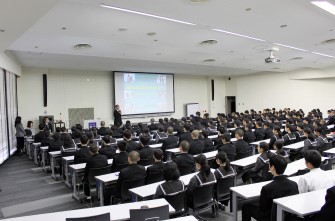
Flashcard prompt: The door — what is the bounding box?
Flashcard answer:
[225,96,236,114]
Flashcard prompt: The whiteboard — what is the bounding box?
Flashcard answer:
[186,103,199,117]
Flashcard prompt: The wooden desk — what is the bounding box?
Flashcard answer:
[1,198,175,221]
[275,189,327,221]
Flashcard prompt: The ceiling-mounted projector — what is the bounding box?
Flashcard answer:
[265,47,280,63]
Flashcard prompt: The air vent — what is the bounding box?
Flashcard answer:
[74,44,92,49]
[290,57,303,60]
[200,39,218,45]
[203,59,216,62]
[321,39,335,44]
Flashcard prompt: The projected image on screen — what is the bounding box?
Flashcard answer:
[114,72,175,115]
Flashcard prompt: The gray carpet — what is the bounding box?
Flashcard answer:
[0,155,242,220]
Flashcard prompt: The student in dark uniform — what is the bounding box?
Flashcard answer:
[178,124,192,145]
[269,125,283,150]
[146,149,165,176]
[254,121,265,141]
[263,122,274,139]
[160,127,178,154]
[234,129,250,154]
[273,140,288,158]
[214,151,235,180]
[48,133,64,152]
[97,121,108,136]
[189,130,205,155]
[244,123,256,144]
[153,162,185,199]
[138,135,154,165]
[74,135,92,164]
[112,141,129,172]
[201,130,214,151]
[317,185,335,221]
[242,155,299,221]
[34,124,46,143]
[123,129,139,152]
[99,135,117,159]
[148,118,158,131]
[173,140,195,175]
[217,133,236,160]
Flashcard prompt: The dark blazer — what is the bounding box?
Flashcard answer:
[41,137,54,148]
[148,123,158,131]
[34,131,46,143]
[74,146,92,164]
[114,109,122,126]
[173,153,195,175]
[44,122,53,132]
[189,139,204,155]
[48,140,64,152]
[254,128,265,141]
[218,143,236,158]
[60,133,70,141]
[139,145,154,161]
[178,131,192,145]
[97,127,108,136]
[235,139,250,153]
[116,164,146,196]
[112,151,129,171]
[317,186,335,221]
[124,139,139,153]
[146,162,165,175]
[99,145,117,159]
[264,128,274,139]
[161,135,178,152]
[203,138,214,148]
[259,175,299,221]
[83,154,108,180]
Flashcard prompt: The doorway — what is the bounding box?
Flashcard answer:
[225,96,236,114]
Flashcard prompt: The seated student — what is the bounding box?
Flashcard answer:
[243,123,256,144]
[274,140,288,157]
[99,135,116,159]
[304,117,314,131]
[155,125,168,141]
[146,149,165,175]
[263,121,274,139]
[41,131,54,148]
[160,126,178,153]
[214,151,235,180]
[314,126,328,148]
[97,121,107,136]
[217,133,236,160]
[254,121,265,141]
[201,129,214,151]
[153,161,185,199]
[298,150,335,193]
[234,129,250,154]
[63,135,75,149]
[25,121,34,137]
[112,141,129,172]
[34,124,46,143]
[302,127,317,152]
[123,129,139,152]
[215,126,227,146]
[230,120,242,139]
[242,142,275,183]
[269,126,283,150]
[148,118,158,131]
[189,130,205,155]
[283,124,296,145]
[294,122,305,142]
[186,154,216,208]
[82,145,108,196]
[178,124,192,145]
[138,135,154,165]
[173,140,195,175]
[115,151,146,198]
[242,155,299,221]
[60,127,69,141]
[316,185,335,221]
[74,135,92,164]
[48,133,64,152]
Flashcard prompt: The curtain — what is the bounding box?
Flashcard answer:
[6,71,18,156]
[0,69,9,164]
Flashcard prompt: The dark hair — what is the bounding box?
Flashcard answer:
[123,129,132,139]
[304,150,321,168]
[15,116,22,127]
[273,125,282,138]
[53,132,60,141]
[103,135,111,144]
[89,145,99,154]
[117,140,127,151]
[27,121,33,128]
[234,120,241,127]
[216,151,231,171]
[264,121,271,127]
[140,135,151,146]
[259,141,269,152]
[222,133,231,142]
[235,129,244,138]
[80,135,89,145]
[44,131,51,138]
[163,162,180,181]
[202,129,209,138]
[256,121,263,127]
[61,127,67,132]
[43,117,49,123]
[179,140,190,152]
[158,125,165,132]
[153,149,163,160]
[304,127,315,141]
[195,154,211,182]
[56,127,61,133]
[76,124,83,131]
[315,126,326,136]
[218,126,227,135]
[274,140,283,150]
[297,122,305,130]
[63,135,74,148]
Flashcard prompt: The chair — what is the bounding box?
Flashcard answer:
[189,182,216,220]
[234,150,251,160]
[138,159,153,166]
[146,172,164,184]
[129,204,169,221]
[226,154,236,162]
[215,175,235,208]
[163,190,187,217]
[113,163,128,172]
[86,165,112,206]
[203,146,216,153]
[321,142,332,155]
[321,158,335,171]
[121,176,146,202]
[66,213,110,221]
[178,166,193,176]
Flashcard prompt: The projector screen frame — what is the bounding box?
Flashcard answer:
[113,71,175,117]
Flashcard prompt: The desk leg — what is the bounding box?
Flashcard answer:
[51,156,56,179]
[232,192,238,221]
[276,205,284,221]
[33,146,37,164]
[64,161,71,187]
[42,151,46,172]
[71,170,80,201]
[233,165,237,186]
[29,144,33,160]
[98,181,104,206]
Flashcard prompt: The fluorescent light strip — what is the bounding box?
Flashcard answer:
[311,1,335,15]
[312,52,335,58]
[273,43,308,52]
[212,28,266,42]
[100,4,196,26]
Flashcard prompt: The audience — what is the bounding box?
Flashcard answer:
[214,151,235,180]
[234,129,250,154]
[217,133,236,160]
[74,135,91,164]
[112,141,129,172]
[99,135,116,159]
[146,149,165,175]
[173,140,195,175]
[189,130,205,155]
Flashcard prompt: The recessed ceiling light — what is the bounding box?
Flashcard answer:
[34,46,39,49]
[147,32,156,36]
[154,39,158,42]
[280,24,287,28]
[212,28,266,42]
[203,59,216,62]
[0,29,5,32]
[311,1,335,16]
[245,8,252,11]
[61,27,67,30]
[273,43,308,52]
[74,44,92,49]
[118,27,128,31]
[200,39,218,45]
[100,4,196,25]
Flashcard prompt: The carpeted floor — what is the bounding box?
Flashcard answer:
[0,155,242,220]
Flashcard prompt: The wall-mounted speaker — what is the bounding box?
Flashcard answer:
[211,79,214,101]
[43,74,47,107]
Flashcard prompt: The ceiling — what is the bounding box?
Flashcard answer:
[1,0,335,76]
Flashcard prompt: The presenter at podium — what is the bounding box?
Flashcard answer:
[114,104,122,126]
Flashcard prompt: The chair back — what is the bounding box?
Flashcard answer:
[178,166,193,176]
[215,175,235,201]
[226,154,236,162]
[88,165,112,187]
[261,162,273,181]
[321,158,335,171]
[163,189,187,213]
[121,176,146,202]
[61,148,76,157]
[138,159,153,166]
[234,150,251,160]
[321,142,332,155]
[146,172,164,184]
[77,158,89,163]
[192,182,215,210]
[114,163,128,172]
[25,129,32,137]
[66,212,110,221]
[203,146,216,153]
[129,204,169,221]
